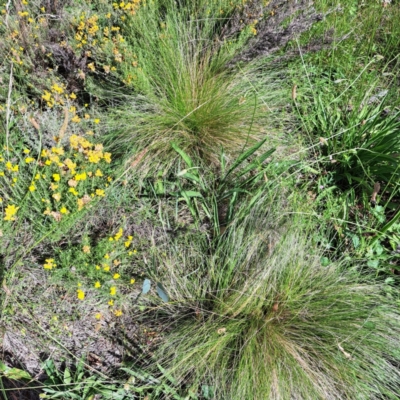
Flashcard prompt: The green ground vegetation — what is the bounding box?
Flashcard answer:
[0,0,400,399]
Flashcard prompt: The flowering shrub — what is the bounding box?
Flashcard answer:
[0,133,112,231]
[43,227,140,318]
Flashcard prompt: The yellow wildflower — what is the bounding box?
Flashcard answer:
[113,273,120,280]
[95,169,103,177]
[95,313,102,320]
[29,184,36,192]
[50,183,58,191]
[114,228,123,241]
[108,299,114,306]
[51,84,64,94]
[88,63,95,72]
[103,265,110,272]
[4,204,19,221]
[95,265,101,270]
[34,173,40,180]
[130,278,135,284]
[70,93,77,99]
[51,147,64,155]
[52,173,61,182]
[114,310,123,317]
[95,189,105,197]
[25,157,35,163]
[77,289,85,300]
[23,149,30,154]
[94,118,100,124]
[71,115,81,123]
[69,187,79,196]
[94,281,101,288]
[104,253,110,259]
[75,172,87,181]
[43,258,56,269]
[83,245,91,254]
[110,286,116,296]
[60,206,69,214]
[88,150,102,163]
[37,85,48,100]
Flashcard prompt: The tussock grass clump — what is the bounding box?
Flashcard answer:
[146,198,400,399]
[106,0,287,168]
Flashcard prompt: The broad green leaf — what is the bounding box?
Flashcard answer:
[225,138,267,177]
[171,143,193,168]
[142,279,151,294]
[156,283,169,302]
[179,191,202,198]
[63,367,72,385]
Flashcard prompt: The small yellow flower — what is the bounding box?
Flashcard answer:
[88,63,95,72]
[50,183,58,191]
[114,309,123,317]
[103,265,110,272]
[60,206,69,214]
[108,299,114,306]
[94,281,101,288]
[29,184,36,192]
[109,237,114,241]
[52,173,61,182]
[70,93,77,99]
[34,173,40,180]
[51,83,64,94]
[42,90,51,102]
[95,313,102,320]
[71,115,81,123]
[25,157,35,163]
[114,228,123,241]
[124,240,131,248]
[75,172,87,181]
[130,278,135,284]
[43,258,56,269]
[23,149,30,154]
[110,286,116,296]
[95,169,103,177]
[94,118,100,124]
[104,253,110,259]
[113,273,120,280]
[4,204,19,221]
[69,187,79,196]
[51,147,64,155]
[95,265,101,270]
[45,160,52,166]
[83,245,91,254]
[96,189,105,197]
[77,289,85,300]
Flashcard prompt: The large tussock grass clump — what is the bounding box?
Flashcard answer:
[105,0,306,169]
[144,198,400,399]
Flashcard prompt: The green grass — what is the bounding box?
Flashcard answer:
[1,0,400,398]
[137,192,400,399]
[103,0,288,171]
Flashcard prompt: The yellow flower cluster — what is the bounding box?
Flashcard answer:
[112,1,141,15]
[43,258,57,269]
[69,135,111,164]
[3,204,19,221]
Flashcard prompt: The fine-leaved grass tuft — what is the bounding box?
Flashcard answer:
[105,0,287,170]
[141,193,400,399]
